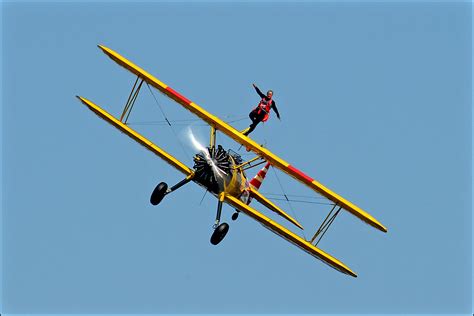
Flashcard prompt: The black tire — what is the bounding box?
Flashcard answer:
[150,182,168,205]
[210,222,229,245]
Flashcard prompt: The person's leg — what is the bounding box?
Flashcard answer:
[243,110,258,135]
[249,110,258,122]
[244,111,266,136]
[244,120,260,136]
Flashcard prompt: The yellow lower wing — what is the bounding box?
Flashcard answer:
[76,96,193,177]
[223,194,357,277]
[96,45,386,233]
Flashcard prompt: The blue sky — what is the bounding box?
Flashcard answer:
[1,1,472,314]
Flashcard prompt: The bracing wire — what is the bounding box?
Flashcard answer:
[262,198,333,206]
[127,115,247,127]
[261,192,328,200]
[271,166,308,240]
[145,83,191,159]
[199,189,208,205]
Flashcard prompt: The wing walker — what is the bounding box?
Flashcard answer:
[77,45,388,277]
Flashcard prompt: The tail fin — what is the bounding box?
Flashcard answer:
[249,162,271,191]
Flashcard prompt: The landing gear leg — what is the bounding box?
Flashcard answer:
[213,195,224,228]
[168,175,193,194]
[150,173,194,205]
[210,193,229,245]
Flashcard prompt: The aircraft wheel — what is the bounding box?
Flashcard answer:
[210,222,229,245]
[150,182,168,205]
[231,212,239,221]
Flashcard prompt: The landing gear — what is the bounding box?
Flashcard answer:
[210,193,230,245]
[150,174,194,206]
[150,182,168,205]
[210,222,229,245]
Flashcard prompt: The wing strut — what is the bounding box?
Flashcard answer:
[310,204,342,246]
[121,76,144,123]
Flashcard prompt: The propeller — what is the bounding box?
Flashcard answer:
[187,128,232,193]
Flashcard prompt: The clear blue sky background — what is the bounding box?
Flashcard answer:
[1,1,471,314]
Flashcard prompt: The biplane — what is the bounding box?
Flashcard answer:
[76,45,387,278]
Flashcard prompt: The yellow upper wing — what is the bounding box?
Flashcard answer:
[97,45,387,233]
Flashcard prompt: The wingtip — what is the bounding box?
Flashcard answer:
[336,260,357,278]
[76,95,89,105]
[97,44,108,53]
[370,217,388,233]
[378,223,388,233]
[342,266,358,278]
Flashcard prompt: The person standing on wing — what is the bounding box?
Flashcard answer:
[242,83,280,136]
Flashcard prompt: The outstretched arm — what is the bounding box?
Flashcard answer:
[252,83,266,99]
[272,101,281,120]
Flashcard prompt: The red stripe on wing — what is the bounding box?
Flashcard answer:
[288,165,314,183]
[165,86,192,105]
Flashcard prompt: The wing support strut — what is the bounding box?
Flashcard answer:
[234,156,265,171]
[210,126,216,157]
[310,204,342,246]
[120,76,144,123]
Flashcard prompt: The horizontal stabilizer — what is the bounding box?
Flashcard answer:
[248,187,304,230]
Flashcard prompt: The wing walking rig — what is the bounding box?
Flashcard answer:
[77,45,387,278]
